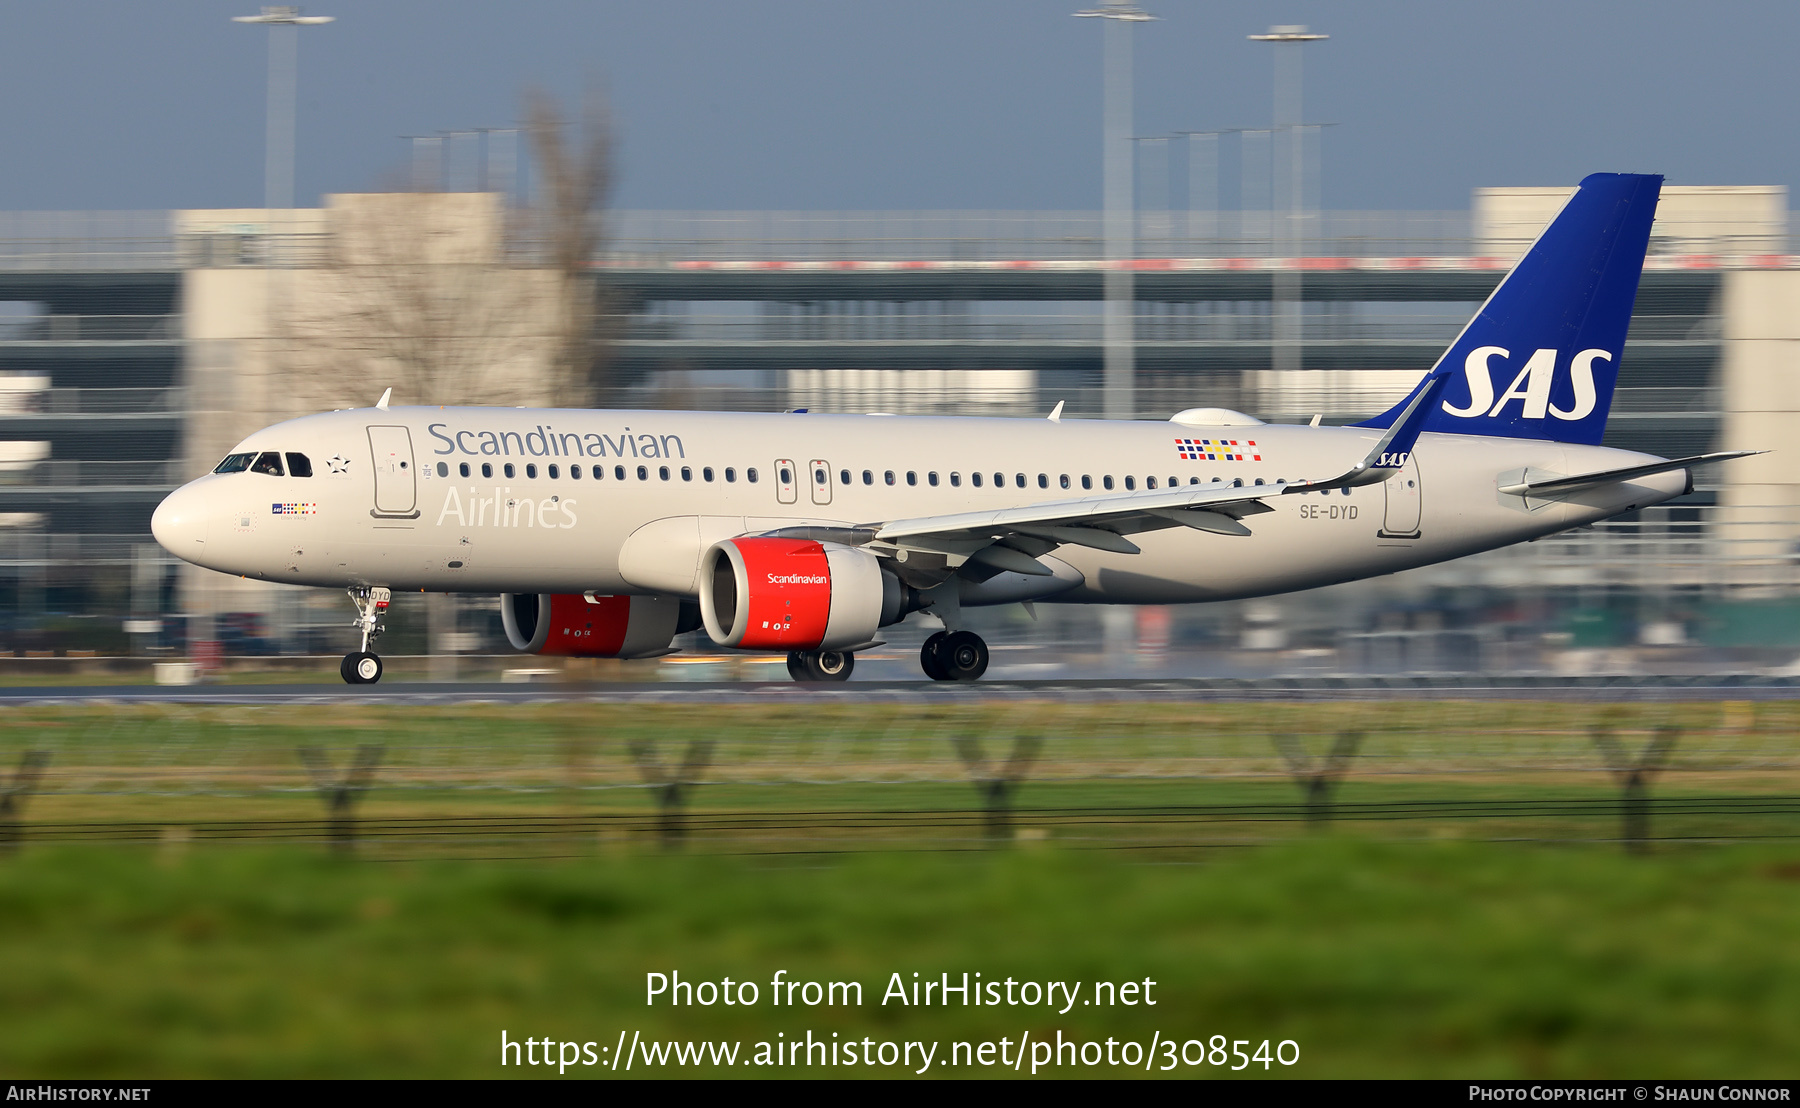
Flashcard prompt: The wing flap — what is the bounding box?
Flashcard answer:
[872,479,1289,545]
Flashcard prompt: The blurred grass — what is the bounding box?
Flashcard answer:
[0,841,1797,1077]
[0,700,1794,1077]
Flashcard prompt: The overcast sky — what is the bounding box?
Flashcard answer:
[1,1,1794,213]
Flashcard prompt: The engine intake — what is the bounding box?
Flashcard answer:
[499,593,689,659]
[700,537,907,651]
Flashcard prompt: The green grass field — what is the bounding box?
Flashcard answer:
[0,700,1795,1078]
[1,841,1798,1078]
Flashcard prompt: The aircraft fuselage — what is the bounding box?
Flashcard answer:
[153,405,1684,604]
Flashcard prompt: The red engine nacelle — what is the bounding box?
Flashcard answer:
[699,538,891,652]
[499,593,685,659]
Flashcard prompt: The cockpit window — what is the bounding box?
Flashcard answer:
[213,452,256,474]
[250,451,285,477]
[285,452,313,478]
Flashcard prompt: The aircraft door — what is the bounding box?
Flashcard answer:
[809,459,832,505]
[775,459,798,505]
[1381,453,1422,537]
[367,425,419,517]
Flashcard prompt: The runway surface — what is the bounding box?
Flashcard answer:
[5,675,1800,705]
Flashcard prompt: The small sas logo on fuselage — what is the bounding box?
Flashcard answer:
[272,502,317,515]
[1177,438,1261,462]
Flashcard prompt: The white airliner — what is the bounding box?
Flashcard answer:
[152,174,1753,684]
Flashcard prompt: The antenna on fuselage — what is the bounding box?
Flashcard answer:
[375,388,392,411]
[1047,401,1065,423]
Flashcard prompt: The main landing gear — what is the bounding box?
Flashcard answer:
[920,630,989,682]
[341,586,391,685]
[787,649,855,683]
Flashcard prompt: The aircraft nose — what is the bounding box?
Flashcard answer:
[151,481,212,557]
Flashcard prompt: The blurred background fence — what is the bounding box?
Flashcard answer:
[1,700,1794,855]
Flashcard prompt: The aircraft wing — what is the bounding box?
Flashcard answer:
[1497,450,1763,498]
[862,371,1454,575]
[873,480,1287,558]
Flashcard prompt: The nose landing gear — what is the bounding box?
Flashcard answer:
[920,630,988,682]
[341,651,383,684]
[341,586,391,685]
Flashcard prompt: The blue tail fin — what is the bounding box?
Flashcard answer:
[1355,172,1662,446]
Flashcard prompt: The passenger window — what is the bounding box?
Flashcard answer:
[660,466,671,481]
[1147,476,1158,490]
[885,470,895,486]
[1016,474,1026,489]
[435,462,448,478]
[681,466,692,481]
[251,451,284,476]
[1190,476,1199,485]
[725,467,737,483]
[906,471,917,486]
[482,463,494,479]
[637,466,648,480]
[615,465,626,480]
[526,463,538,479]
[547,464,559,479]
[592,465,604,479]
[1125,476,1136,490]
[570,464,581,480]
[862,470,873,485]
[840,469,851,485]
[972,472,983,488]
[779,465,792,484]
[950,472,961,487]
[213,452,256,474]
[504,463,516,479]
[1103,476,1114,490]
[459,462,471,478]
[703,467,714,482]
[748,468,759,483]
[994,473,1004,488]
[928,472,939,487]
[1038,474,1048,489]
[286,453,313,477]
[1059,474,1069,489]
[1082,475,1092,490]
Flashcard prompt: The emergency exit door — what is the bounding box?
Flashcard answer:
[367,425,418,517]
[775,459,798,505]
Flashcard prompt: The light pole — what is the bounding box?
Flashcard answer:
[1249,24,1325,374]
[1075,2,1156,421]
[233,6,334,212]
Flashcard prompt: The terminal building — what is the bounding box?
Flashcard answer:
[1,185,1796,671]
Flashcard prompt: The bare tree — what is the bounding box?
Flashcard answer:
[524,84,616,406]
[280,190,559,411]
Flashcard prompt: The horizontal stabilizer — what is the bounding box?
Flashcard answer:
[1498,451,1763,498]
